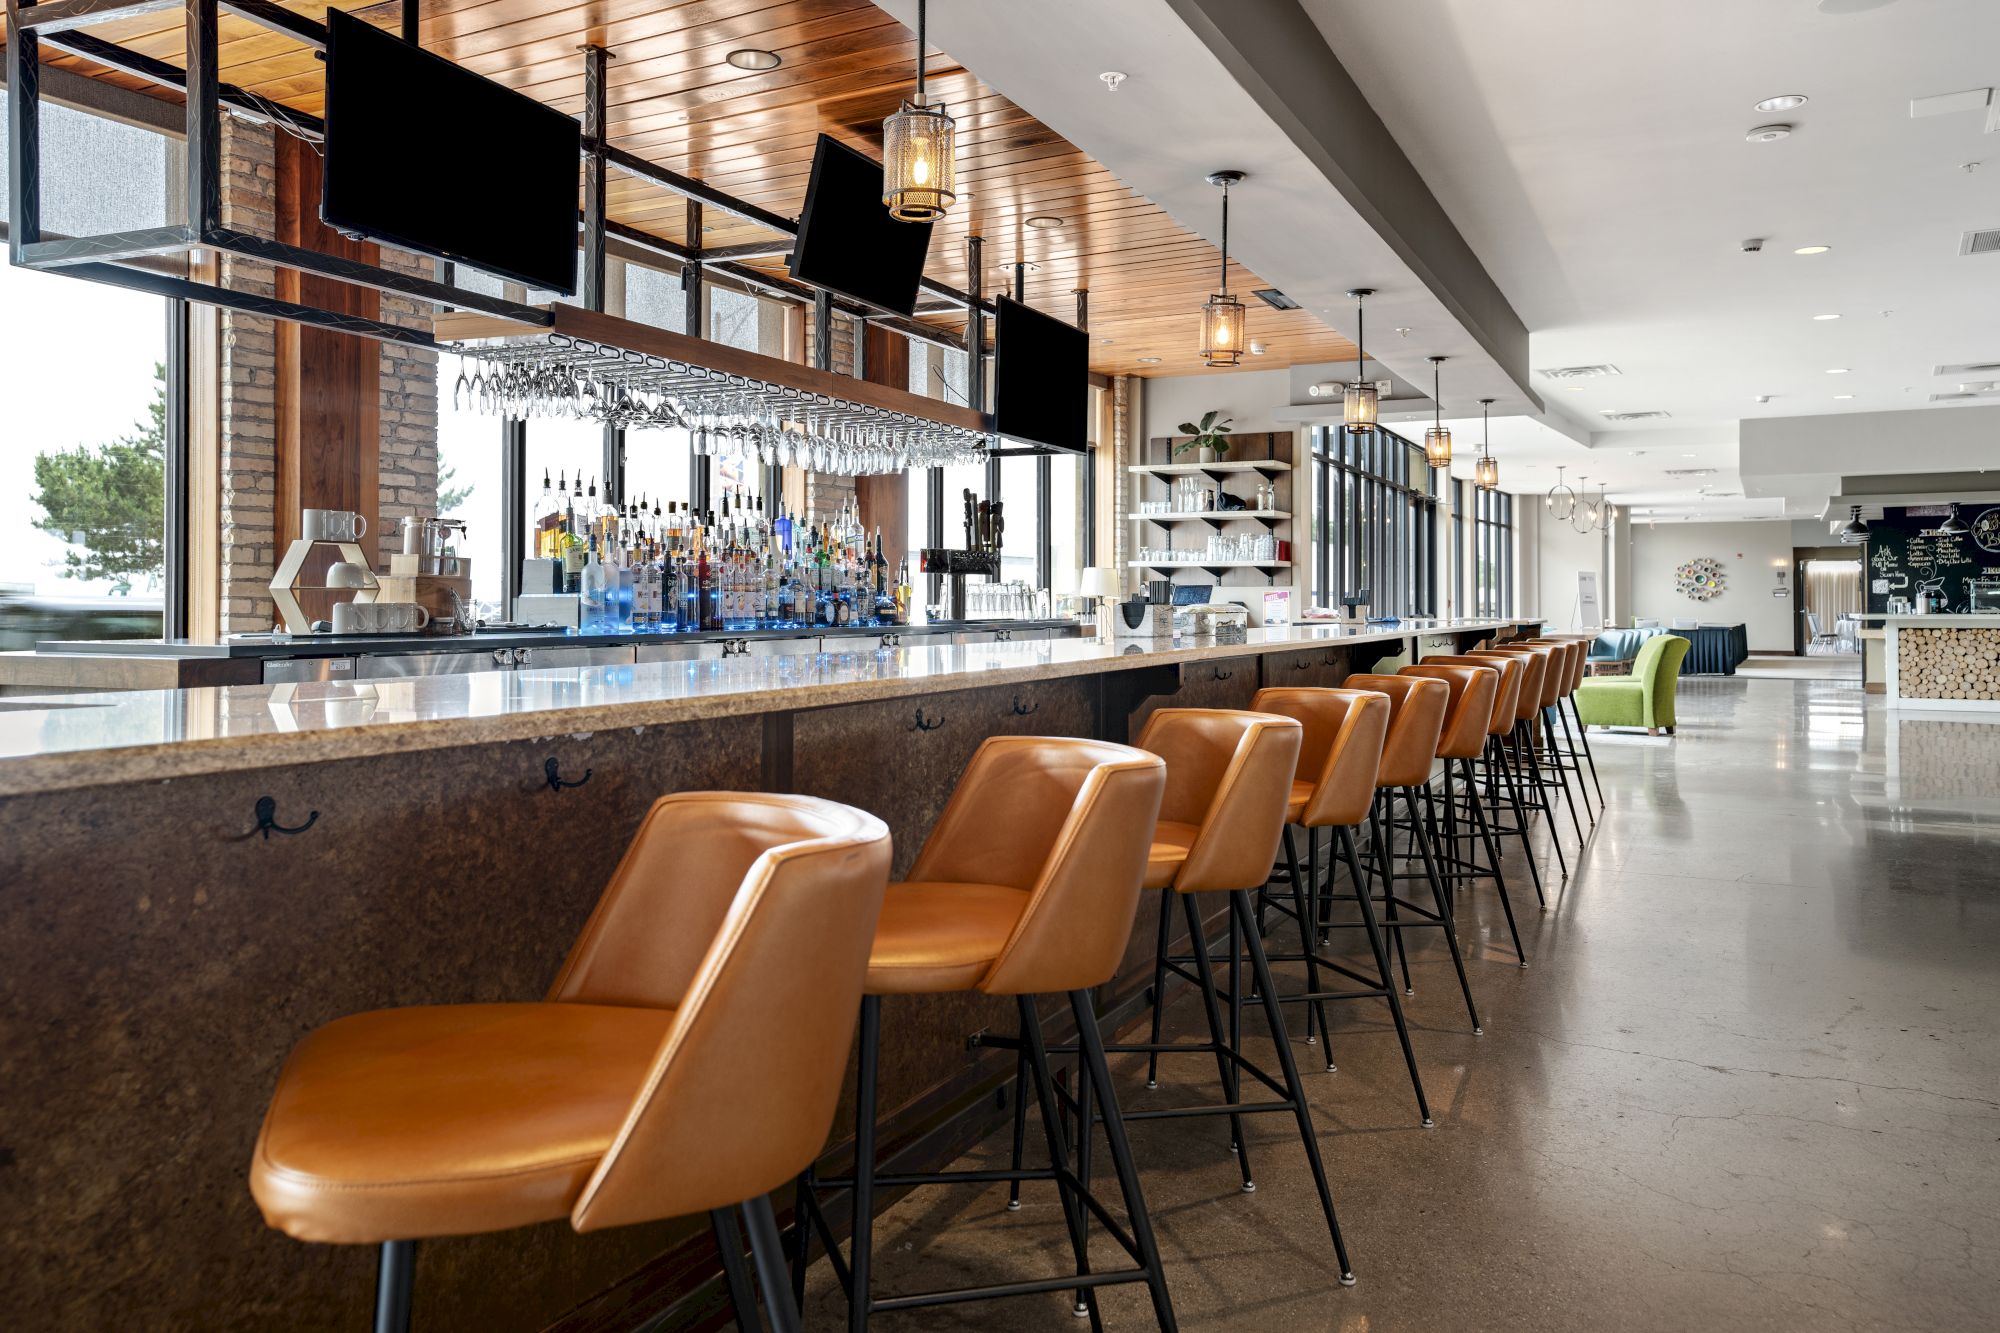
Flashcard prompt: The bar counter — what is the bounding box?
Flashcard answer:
[0,617,1535,1332]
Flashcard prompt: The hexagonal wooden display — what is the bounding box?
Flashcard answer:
[270,538,377,635]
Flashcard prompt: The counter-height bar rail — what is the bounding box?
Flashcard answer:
[0,618,1535,1333]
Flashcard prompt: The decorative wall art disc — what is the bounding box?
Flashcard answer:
[1675,557,1726,601]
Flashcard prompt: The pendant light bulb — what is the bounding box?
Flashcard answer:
[1474,398,1499,490]
[1199,171,1247,367]
[1344,288,1378,428]
[1423,355,1452,469]
[883,0,957,222]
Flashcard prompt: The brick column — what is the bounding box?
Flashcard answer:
[216,118,278,634]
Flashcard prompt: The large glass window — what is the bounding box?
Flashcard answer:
[1473,487,1515,616]
[2,97,177,646]
[998,454,1040,586]
[1308,426,1438,616]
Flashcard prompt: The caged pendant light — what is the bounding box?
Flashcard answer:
[1474,398,1500,490]
[1198,171,1248,367]
[1343,288,1378,428]
[1424,355,1452,468]
[882,0,957,222]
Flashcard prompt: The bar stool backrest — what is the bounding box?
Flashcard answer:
[1398,664,1497,761]
[1488,644,1563,709]
[1341,674,1449,788]
[1137,708,1304,894]
[904,736,1168,997]
[1249,687,1391,828]
[1524,639,1584,694]
[1469,649,1546,720]
[1423,653,1520,736]
[560,793,892,1231]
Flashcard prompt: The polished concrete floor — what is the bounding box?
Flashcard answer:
[803,674,2000,1330]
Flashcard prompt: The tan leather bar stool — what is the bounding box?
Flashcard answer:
[799,737,1178,1331]
[1399,662,1529,964]
[1480,642,1587,844]
[1248,686,1432,1124]
[1523,637,1606,810]
[1329,676,1484,1033]
[1465,647,1572,879]
[1422,652,1549,908]
[249,793,893,1333]
[1098,708,1358,1284]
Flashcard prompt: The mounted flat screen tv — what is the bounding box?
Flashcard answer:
[788,135,933,317]
[322,11,580,295]
[994,296,1089,454]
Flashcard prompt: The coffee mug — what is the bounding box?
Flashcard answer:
[303,508,367,542]
[330,600,371,634]
[326,561,371,589]
[377,602,430,633]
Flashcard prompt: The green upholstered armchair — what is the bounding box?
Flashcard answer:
[1574,633,1691,734]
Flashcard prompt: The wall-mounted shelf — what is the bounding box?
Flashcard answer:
[1129,509,1291,529]
[1126,460,1292,478]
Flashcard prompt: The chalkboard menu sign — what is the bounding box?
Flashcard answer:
[1864,504,2000,613]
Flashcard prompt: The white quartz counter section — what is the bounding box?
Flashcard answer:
[0,619,1530,796]
[1882,616,2000,711]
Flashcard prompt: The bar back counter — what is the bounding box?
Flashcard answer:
[0,618,1535,1332]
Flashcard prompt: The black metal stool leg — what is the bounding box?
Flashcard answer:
[1283,825,1334,1065]
[1491,735,1547,907]
[1339,826,1433,1122]
[1230,891,1357,1285]
[373,1240,415,1333]
[846,995,881,1333]
[1403,786,1482,1034]
[745,1194,804,1333]
[1462,758,1528,966]
[1553,697,1597,821]
[1369,799,1414,994]
[1182,893,1256,1189]
[1515,723,1570,878]
[1544,706,1587,843]
[711,1207,761,1333]
[1568,694,1605,805]
[1069,990,1181,1332]
[1019,995,1106,1329]
[1005,1046,1029,1210]
[1144,897,1173,1089]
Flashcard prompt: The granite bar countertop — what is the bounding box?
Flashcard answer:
[0,618,1532,797]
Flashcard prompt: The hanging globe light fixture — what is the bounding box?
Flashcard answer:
[1343,288,1377,428]
[1546,464,1578,522]
[1474,398,1500,490]
[882,0,957,222]
[1198,171,1247,367]
[1424,355,1452,468]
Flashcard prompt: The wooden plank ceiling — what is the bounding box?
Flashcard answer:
[15,0,1355,378]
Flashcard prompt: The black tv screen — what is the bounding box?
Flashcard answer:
[994,296,1089,453]
[322,11,580,295]
[787,135,933,317]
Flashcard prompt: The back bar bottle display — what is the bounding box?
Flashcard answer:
[528,483,906,634]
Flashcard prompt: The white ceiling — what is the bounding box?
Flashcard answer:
[1305,0,2000,516]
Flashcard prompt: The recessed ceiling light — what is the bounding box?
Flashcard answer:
[1812,313,1841,320]
[1099,337,1114,345]
[1794,245,1831,255]
[725,48,782,71]
[1025,215,1062,230]
[1833,393,1855,400]
[1756,94,1809,113]
[1746,123,1794,143]
[1136,356,1162,364]
[1826,367,1850,374]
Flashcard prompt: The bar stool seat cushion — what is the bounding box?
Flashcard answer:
[1142,820,1204,890]
[865,880,1032,993]
[251,1002,676,1245]
[1284,780,1315,823]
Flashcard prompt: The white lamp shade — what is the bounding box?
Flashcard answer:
[1074,566,1123,599]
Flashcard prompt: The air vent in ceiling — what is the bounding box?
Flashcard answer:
[1251,288,1300,310]
[1929,389,2000,402]
[1933,361,2000,376]
[1664,467,1718,478]
[1536,363,1622,380]
[1601,409,1671,421]
[1960,227,2000,256]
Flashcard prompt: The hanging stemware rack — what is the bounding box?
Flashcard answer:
[437,304,993,476]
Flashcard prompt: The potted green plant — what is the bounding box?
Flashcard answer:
[1173,411,1234,463]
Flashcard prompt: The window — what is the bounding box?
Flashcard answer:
[435,352,506,617]
[2,96,179,645]
[1473,487,1515,616]
[1307,426,1439,616]
[907,341,972,558]
[997,454,1039,585]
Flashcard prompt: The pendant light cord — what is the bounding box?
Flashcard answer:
[915,0,927,103]
[1355,295,1365,389]
[1434,359,1442,433]
[1219,183,1229,294]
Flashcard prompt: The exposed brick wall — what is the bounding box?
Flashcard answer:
[217,117,278,634]
[211,118,440,634]
[1111,374,1134,592]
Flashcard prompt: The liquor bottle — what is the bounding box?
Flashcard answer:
[580,535,611,633]
[561,516,586,594]
[894,557,912,624]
